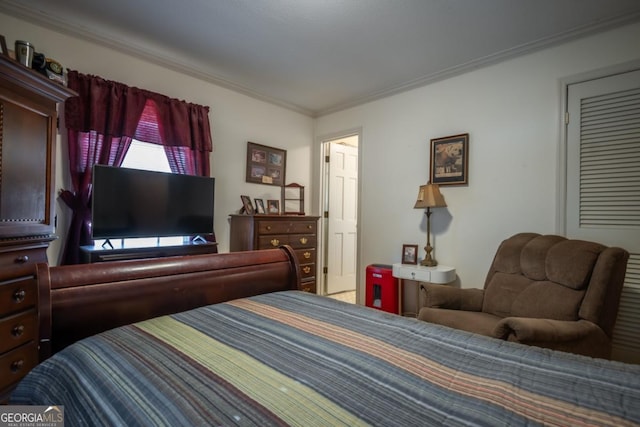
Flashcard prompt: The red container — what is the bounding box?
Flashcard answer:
[365,264,398,314]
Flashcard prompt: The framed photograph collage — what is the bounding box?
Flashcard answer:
[246,142,286,186]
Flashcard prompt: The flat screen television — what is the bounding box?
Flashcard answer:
[91,165,215,240]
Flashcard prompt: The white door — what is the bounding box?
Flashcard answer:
[565,68,640,363]
[326,142,358,294]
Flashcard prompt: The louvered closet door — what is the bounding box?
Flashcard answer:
[566,68,640,363]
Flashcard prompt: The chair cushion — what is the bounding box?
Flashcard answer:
[546,240,604,290]
[490,233,538,274]
[521,235,566,281]
[510,281,583,320]
[482,272,530,317]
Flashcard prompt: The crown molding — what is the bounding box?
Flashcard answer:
[2,2,639,118]
[315,12,640,117]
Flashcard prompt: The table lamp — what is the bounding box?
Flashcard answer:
[413,182,447,266]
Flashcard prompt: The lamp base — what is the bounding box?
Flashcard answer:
[420,258,437,267]
[421,243,438,267]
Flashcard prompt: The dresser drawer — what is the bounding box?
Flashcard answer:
[0,310,37,354]
[0,247,47,267]
[0,277,37,315]
[0,342,38,389]
[300,263,316,281]
[295,248,316,264]
[300,281,316,293]
[289,234,316,249]
[258,220,317,235]
[257,235,290,249]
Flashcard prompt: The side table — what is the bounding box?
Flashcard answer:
[392,263,456,317]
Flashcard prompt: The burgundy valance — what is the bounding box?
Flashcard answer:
[65,70,212,152]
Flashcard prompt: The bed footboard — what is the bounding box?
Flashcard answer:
[37,246,301,357]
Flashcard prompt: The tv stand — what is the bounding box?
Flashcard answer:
[191,235,207,244]
[101,239,114,249]
[80,240,218,263]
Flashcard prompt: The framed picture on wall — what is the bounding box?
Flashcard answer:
[246,142,286,186]
[430,133,469,186]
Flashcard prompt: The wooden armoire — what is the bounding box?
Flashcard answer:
[0,54,75,401]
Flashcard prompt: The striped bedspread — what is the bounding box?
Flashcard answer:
[12,291,640,426]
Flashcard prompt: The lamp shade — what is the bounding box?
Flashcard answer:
[414,183,447,209]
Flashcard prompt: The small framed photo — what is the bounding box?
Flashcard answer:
[254,198,266,214]
[267,199,280,215]
[240,195,254,215]
[430,133,469,186]
[402,244,418,265]
[246,142,286,186]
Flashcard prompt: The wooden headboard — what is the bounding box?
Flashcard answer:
[36,246,301,358]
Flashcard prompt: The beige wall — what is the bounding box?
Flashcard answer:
[2,12,639,293]
[315,22,640,295]
[0,12,314,263]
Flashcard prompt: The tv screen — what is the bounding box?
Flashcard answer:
[91,165,215,240]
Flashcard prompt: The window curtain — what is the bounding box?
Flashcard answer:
[60,71,213,264]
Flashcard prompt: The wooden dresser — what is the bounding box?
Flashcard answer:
[0,52,75,401]
[0,264,39,402]
[229,215,320,293]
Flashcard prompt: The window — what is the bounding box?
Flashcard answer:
[121,140,171,172]
[94,140,185,248]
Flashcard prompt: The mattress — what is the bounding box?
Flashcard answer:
[11,291,640,426]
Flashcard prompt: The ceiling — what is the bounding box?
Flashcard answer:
[2,0,640,116]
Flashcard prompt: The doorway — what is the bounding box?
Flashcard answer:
[321,134,359,297]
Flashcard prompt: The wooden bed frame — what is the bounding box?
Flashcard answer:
[36,246,301,358]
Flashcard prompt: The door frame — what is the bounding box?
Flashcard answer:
[314,128,363,301]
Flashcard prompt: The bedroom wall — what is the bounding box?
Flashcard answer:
[0,12,314,264]
[314,22,640,296]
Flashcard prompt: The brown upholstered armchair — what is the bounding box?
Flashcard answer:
[418,233,629,359]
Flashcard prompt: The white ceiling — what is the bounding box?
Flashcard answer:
[2,0,640,116]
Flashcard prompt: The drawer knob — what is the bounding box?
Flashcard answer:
[303,266,311,274]
[266,226,272,231]
[270,239,280,247]
[11,359,24,373]
[13,289,26,303]
[299,237,308,244]
[15,255,29,264]
[12,324,25,337]
[303,251,311,259]
[307,225,312,229]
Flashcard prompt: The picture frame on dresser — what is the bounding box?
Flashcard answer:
[240,195,254,215]
[267,200,280,215]
[254,198,266,214]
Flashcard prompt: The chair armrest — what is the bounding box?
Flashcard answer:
[493,317,605,343]
[421,283,484,311]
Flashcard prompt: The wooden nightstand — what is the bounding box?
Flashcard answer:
[392,263,456,317]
